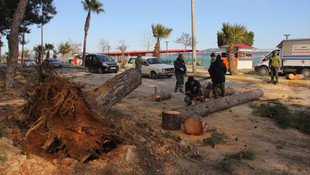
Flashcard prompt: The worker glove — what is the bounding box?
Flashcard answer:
[180,68,184,71]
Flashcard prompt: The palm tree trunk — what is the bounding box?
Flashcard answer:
[228,45,238,75]
[21,33,25,63]
[5,0,29,89]
[153,42,161,58]
[82,10,91,67]
[0,46,2,63]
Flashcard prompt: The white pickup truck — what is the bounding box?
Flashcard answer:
[255,38,310,77]
[124,56,175,79]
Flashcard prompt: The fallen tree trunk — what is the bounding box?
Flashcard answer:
[22,68,142,162]
[174,89,264,119]
[85,68,142,115]
[152,87,172,102]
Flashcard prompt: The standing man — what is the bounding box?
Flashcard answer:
[269,51,281,84]
[174,54,187,93]
[135,54,143,74]
[210,52,216,63]
[208,55,227,98]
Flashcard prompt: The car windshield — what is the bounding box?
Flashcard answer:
[98,55,114,62]
[47,58,59,62]
[128,58,135,64]
[147,58,163,64]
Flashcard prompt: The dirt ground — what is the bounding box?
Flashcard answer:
[0,67,310,175]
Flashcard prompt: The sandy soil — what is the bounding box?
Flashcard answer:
[0,67,310,175]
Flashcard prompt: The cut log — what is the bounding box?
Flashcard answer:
[174,89,264,119]
[286,73,295,80]
[183,116,205,135]
[225,86,236,96]
[203,82,236,98]
[294,74,304,80]
[85,68,142,115]
[152,87,172,102]
[162,110,182,130]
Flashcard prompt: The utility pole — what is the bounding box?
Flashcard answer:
[41,2,44,62]
[108,45,110,55]
[191,0,197,73]
[165,41,169,63]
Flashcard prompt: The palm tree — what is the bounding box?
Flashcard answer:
[221,23,247,75]
[81,0,104,66]
[45,43,54,58]
[33,44,45,64]
[19,27,31,63]
[151,24,173,58]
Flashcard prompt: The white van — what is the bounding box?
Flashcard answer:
[254,38,310,77]
[124,56,174,79]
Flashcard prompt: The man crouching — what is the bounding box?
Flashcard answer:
[184,76,204,106]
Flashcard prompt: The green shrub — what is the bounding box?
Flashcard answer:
[203,130,227,147]
[250,101,310,135]
[217,155,234,174]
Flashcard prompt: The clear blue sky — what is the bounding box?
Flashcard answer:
[3,0,310,54]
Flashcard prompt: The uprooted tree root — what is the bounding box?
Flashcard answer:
[14,66,193,174]
[21,66,119,162]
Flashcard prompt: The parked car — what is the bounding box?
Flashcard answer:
[22,59,36,67]
[124,56,174,79]
[43,58,62,68]
[85,54,119,73]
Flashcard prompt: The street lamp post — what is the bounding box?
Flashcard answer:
[284,34,290,40]
[165,41,169,63]
[191,0,197,73]
[108,46,110,55]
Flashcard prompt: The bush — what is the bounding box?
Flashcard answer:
[203,130,227,147]
[250,102,310,135]
[217,155,234,174]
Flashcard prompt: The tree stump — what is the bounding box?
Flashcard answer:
[183,116,205,135]
[286,73,295,80]
[151,87,172,102]
[162,110,182,130]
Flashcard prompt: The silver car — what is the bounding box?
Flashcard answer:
[22,59,36,67]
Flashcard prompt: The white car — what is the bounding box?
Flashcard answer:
[125,56,174,79]
[22,59,36,67]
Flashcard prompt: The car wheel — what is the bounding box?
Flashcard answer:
[99,68,103,74]
[302,69,310,78]
[259,67,268,75]
[151,71,158,79]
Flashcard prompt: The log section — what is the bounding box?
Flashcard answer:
[162,110,183,130]
[175,89,264,119]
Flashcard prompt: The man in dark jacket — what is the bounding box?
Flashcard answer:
[174,54,187,93]
[184,76,203,106]
[208,55,227,98]
[135,54,143,74]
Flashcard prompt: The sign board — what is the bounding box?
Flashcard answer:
[292,44,310,55]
